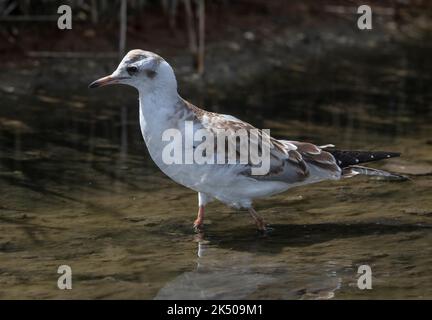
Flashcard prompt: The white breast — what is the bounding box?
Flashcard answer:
[138,96,291,208]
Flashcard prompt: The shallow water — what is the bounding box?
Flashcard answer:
[0,43,431,299]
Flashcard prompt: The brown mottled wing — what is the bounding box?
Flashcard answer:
[284,141,341,173]
[183,100,340,183]
[250,139,341,183]
[194,111,310,182]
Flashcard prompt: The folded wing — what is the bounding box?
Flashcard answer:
[185,100,340,184]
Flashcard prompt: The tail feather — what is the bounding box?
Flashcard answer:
[342,165,408,181]
[327,149,401,168]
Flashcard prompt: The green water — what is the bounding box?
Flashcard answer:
[0,44,431,299]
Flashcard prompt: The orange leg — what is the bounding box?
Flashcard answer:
[193,205,205,231]
[248,207,267,231]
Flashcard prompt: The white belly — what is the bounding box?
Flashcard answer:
[139,108,289,207]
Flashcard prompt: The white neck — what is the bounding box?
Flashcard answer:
[137,85,181,148]
[138,87,179,114]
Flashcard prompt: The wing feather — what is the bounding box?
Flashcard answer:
[181,99,340,183]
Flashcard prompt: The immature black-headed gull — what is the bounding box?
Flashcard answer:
[89,49,402,232]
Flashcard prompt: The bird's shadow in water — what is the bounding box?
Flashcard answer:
[200,222,431,254]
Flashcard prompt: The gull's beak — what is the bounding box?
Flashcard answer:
[88,75,129,88]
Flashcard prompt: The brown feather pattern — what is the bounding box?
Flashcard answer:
[175,99,340,182]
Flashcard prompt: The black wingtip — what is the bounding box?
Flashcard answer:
[328,150,401,168]
[389,152,401,157]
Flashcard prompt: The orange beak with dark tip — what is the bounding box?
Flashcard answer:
[88,75,130,88]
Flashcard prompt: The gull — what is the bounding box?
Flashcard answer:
[89,49,402,232]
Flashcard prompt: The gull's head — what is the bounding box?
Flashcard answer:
[89,49,177,93]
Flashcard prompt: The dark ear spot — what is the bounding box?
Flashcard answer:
[146,70,157,79]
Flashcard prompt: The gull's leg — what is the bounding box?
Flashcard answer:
[193,205,205,231]
[193,192,211,231]
[248,207,267,231]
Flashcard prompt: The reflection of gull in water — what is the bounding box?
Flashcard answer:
[154,235,342,300]
[155,237,274,300]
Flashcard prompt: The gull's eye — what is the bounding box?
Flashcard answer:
[126,65,138,75]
